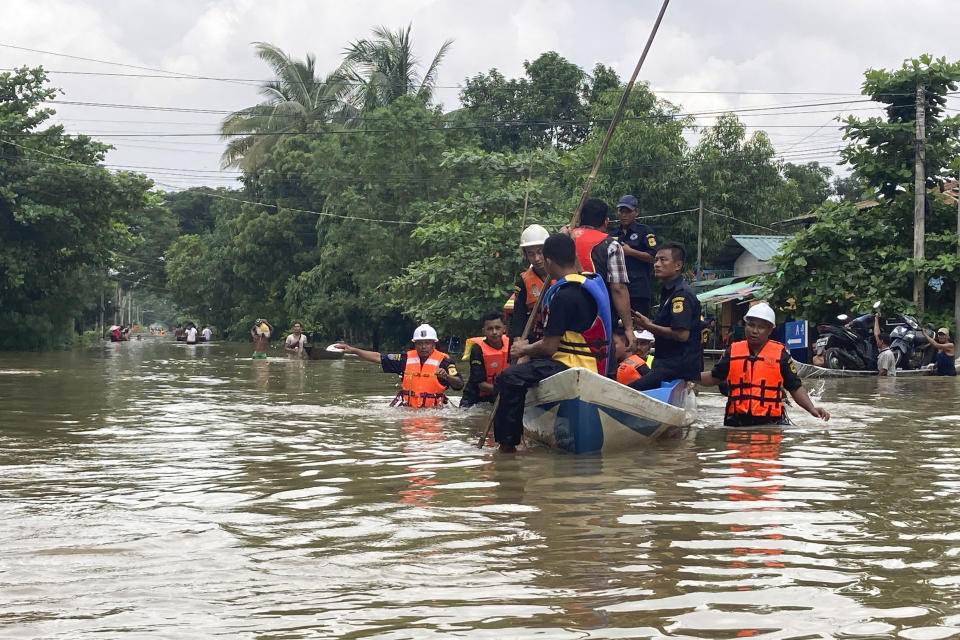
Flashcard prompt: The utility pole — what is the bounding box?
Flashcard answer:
[696,198,704,281]
[955,167,959,337]
[913,80,926,311]
[115,283,121,325]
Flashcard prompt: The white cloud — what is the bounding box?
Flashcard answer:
[2,0,958,187]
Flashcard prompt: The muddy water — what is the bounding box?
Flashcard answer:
[1,338,959,638]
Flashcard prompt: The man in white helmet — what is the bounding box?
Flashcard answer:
[699,301,829,426]
[505,224,552,343]
[335,324,464,408]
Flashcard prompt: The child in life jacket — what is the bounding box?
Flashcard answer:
[614,328,655,385]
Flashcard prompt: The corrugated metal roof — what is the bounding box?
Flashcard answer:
[696,281,762,304]
[731,235,790,262]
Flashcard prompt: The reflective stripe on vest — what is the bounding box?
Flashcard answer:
[476,337,510,397]
[400,348,449,408]
[725,340,785,418]
[570,228,609,273]
[543,273,613,376]
[616,354,647,385]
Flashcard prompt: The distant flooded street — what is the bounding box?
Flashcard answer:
[2,338,960,638]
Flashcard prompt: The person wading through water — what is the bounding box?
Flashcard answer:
[699,302,830,426]
[335,324,464,408]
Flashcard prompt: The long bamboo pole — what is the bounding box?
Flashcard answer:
[476,0,672,448]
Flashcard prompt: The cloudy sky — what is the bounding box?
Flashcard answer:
[3,0,959,190]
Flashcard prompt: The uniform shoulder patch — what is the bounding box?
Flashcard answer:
[646,234,657,248]
[672,298,684,314]
[447,364,459,377]
[387,353,401,361]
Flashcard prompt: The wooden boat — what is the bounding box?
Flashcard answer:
[794,361,936,378]
[523,367,697,454]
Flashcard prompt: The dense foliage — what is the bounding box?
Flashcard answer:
[764,55,960,324]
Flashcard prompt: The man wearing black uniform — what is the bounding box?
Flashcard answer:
[610,194,658,316]
[629,242,702,391]
[492,233,609,453]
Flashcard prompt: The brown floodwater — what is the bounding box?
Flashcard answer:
[1,337,960,638]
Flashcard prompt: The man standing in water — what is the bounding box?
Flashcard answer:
[924,328,956,376]
[492,233,612,452]
[609,194,658,316]
[285,322,308,358]
[629,243,701,390]
[335,324,464,407]
[251,319,272,359]
[460,311,510,409]
[699,302,830,426]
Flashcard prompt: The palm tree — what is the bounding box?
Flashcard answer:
[340,24,453,114]
[220,42,352,171]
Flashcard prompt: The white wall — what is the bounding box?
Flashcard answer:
[733,252,774,277]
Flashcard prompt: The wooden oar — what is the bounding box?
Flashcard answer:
[475,0,671,449]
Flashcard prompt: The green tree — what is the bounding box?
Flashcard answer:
[341,24,453,114]
[385,148,568,338]
[456,53,616,152]
[220,42,351,172]
[764,56,960,322]
[0,67,153,349]
[840,55,960,199]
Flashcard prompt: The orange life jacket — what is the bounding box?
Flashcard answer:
[616,354,648,385]
[571,227,610,274]
[475,337,510,397]
[725,340,785,419]
[399,349,450,408]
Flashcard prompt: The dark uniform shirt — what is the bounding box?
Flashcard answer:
[710,340,803,426]
[380,352,462,387]
[461,340,504,406]
[610,222,658,299]
[651,274,701,380]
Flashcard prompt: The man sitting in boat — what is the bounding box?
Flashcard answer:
[699,302,830,426]
[492,233,613,452]
[335,324,464,408]
[505,224,552,344]
[615,329,655,385]
[460,311,510,409]
[630,242,702,390]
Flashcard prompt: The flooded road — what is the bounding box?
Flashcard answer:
[2,338,960,638]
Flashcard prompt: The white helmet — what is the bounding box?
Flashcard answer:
[520,224,550,248]
[744,301,776,326]
[633,330,655,342]
[412,324,438,342]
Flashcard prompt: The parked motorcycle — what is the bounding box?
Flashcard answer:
[815,309,878,371]
[887,314,937,369]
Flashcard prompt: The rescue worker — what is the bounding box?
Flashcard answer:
[610,194,658,316]
[492,233,612,452]
[615,330,655,386]
[335,324,464,408]
[460,311,510,408]
[505,224,552,342]
[567,198,636,354]
[699,302,830,426]
[629,242,702,390]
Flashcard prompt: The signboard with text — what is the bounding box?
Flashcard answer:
[785,320,807,349]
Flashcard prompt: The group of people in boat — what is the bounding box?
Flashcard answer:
[333,195,834,451]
